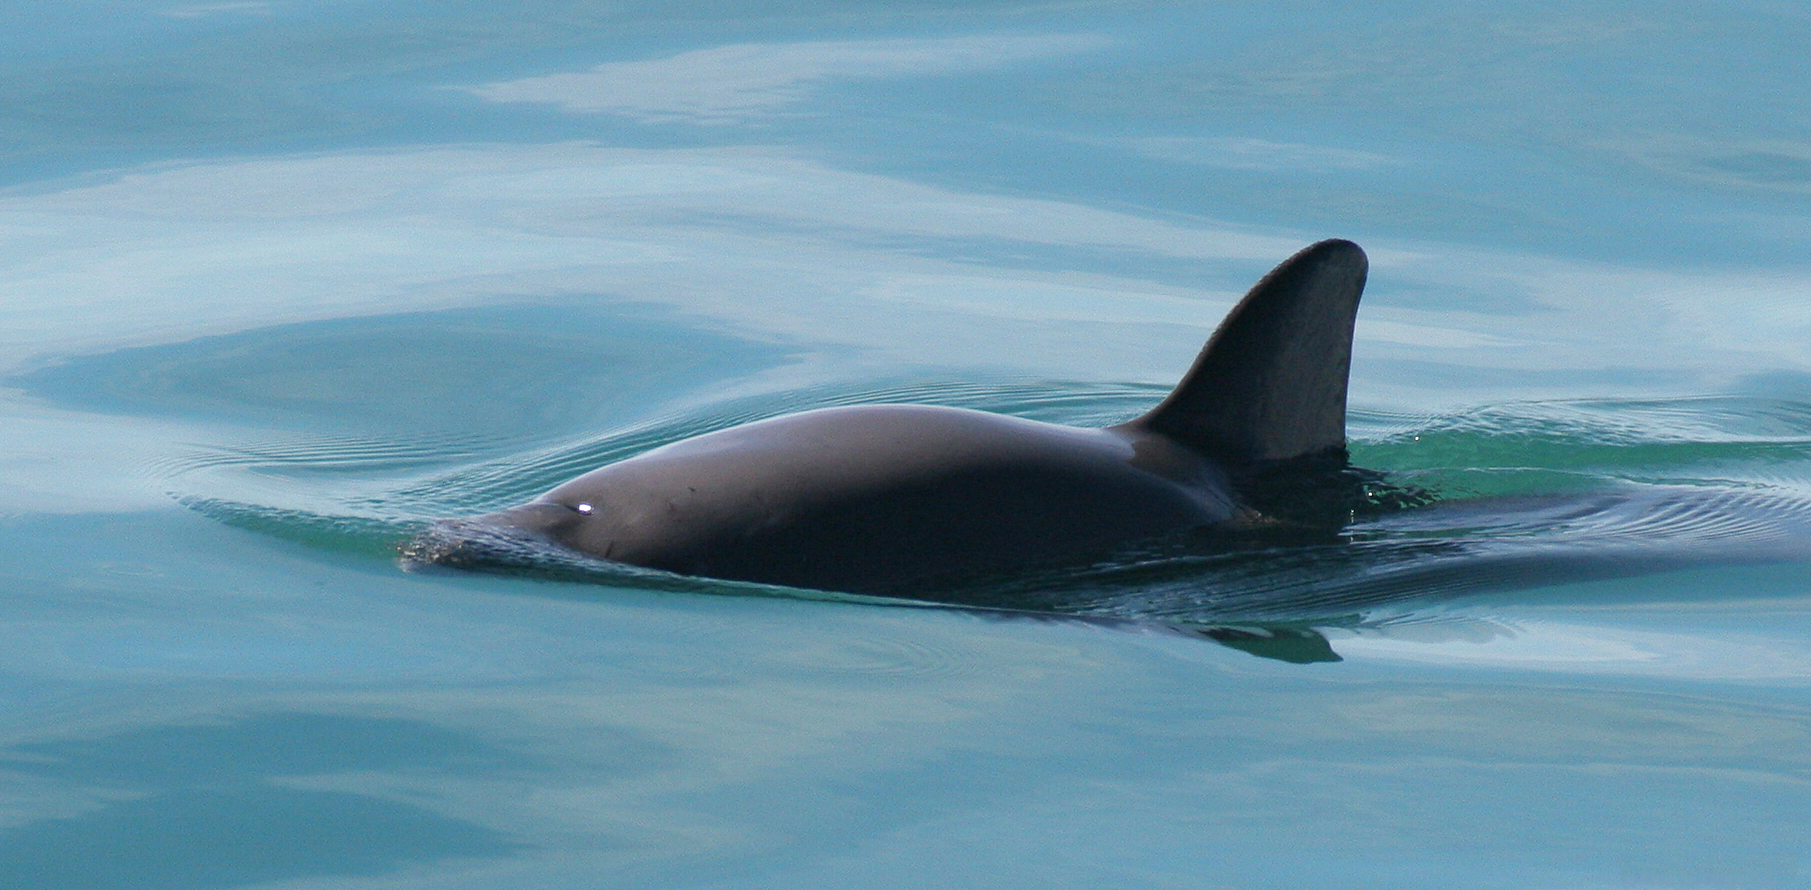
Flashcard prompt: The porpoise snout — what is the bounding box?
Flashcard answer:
[399,503,582,570]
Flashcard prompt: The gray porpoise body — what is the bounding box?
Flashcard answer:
[432,239,1370,594]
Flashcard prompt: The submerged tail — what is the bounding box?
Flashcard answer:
[1118,239,1367,464]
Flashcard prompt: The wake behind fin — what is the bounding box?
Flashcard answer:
[1119,239,1367,463]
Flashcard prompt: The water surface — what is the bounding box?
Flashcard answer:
[3,2,1811,888]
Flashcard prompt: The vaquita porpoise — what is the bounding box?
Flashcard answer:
[411,239,1372,594]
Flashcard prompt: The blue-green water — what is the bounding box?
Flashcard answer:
[5,3,1811,888]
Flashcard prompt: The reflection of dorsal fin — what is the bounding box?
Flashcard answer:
[1118,239,1367,463]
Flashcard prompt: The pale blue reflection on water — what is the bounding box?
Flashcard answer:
[3,2,1811,888]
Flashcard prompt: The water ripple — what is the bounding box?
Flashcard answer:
[163,385,1811,627]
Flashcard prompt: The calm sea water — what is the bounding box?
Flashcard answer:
[5,2,1811,888]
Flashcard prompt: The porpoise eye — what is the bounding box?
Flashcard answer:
[574,503,594,515]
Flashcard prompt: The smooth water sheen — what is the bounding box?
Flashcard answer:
[4,3,1811,888]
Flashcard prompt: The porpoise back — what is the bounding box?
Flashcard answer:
[415,239,1370,594]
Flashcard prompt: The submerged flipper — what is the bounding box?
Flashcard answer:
[1120,239,1367,463]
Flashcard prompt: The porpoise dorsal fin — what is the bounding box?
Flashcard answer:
[1118,239,1367,463]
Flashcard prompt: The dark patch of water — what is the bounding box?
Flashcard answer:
[8,301,796,444]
